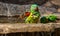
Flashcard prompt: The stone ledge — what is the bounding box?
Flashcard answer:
[0,23,56,34]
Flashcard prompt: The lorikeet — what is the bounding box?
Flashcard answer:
[25,4,40,23]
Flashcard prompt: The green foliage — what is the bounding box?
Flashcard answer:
[48,14,57,22]
[40,16,48,23]
[40,14,57,23]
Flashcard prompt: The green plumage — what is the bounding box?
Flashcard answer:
[25,4,40,23]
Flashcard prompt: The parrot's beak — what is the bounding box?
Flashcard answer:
[25,12,30,17]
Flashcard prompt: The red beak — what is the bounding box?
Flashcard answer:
[25,12,30,17]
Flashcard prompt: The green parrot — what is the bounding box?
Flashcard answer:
[25,4,40,23]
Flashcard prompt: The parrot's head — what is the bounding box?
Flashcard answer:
[30,4,39,12]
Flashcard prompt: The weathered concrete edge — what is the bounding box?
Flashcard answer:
[0,23,59,34]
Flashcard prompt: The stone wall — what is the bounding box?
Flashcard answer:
[0,2,30,16]
[0,1,57,16]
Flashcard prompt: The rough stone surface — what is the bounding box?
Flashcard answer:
[0,23,54,34]
[0,2,31,16]
[51,0,60,6]
[0,2,59,16]
[0,23,59,34]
